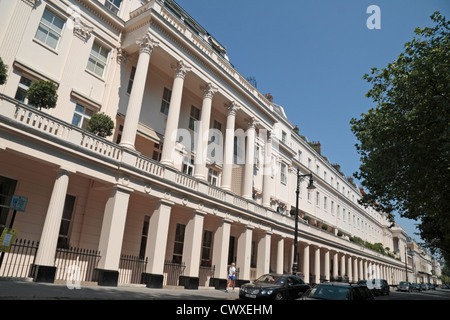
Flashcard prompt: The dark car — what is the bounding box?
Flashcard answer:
[411,283,422,292]
[239,274,310,300]
[300,282,374,300]
[397,281,412,292]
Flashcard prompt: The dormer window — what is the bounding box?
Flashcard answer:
[105,0,122,15]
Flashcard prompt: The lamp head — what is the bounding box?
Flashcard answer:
[307,176,316,190]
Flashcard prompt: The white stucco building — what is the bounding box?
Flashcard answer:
[0,0,413,289]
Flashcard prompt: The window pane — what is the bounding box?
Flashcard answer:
[81,117,89,129]
[86,58,96,73]
[47,31,59,49]
[94,63,105,77]
[35,26,48,43]
[52,15,65,34]
[75,105,84,113]
[14,88,27,102]
[71,113,81,126]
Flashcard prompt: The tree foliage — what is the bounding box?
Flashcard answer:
[0,57,7,85]
[87,113,114,138]
[26,80,58,110]
[350,12,450,260]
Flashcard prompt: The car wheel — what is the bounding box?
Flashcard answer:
[274,292,284,300]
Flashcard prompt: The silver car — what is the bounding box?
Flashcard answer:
[397,281,412,292]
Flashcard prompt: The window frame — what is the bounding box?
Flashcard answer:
[86,40,111,78]
[160,87,172,116]
[35,8,66,50]
[71,104,94,130]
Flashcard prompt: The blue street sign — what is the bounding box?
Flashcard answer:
[10,195,27,212]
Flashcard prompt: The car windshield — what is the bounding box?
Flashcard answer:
[307,285,350,300]
[254,274,283,285]
[399,282,409,285]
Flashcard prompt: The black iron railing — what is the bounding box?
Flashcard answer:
[119,254,148,284]
[54,246,101,283]
[0,239,39,278]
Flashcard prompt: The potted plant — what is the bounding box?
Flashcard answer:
[26,80,58,110]
[0,57,7,85]
[87,112,114,138]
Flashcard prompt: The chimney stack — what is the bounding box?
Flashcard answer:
[312,141,321,155]
[333,163,341,172]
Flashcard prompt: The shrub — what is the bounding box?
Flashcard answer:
[87,113,114,138]
[0,57,7,85]
[26,80,58,109]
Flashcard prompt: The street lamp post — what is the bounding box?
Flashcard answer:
[292,168,315,275]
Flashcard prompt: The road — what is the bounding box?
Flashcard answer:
[376,288,450,300]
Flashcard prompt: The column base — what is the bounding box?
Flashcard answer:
[93,268,119,286]
[33,265,56,283]
[179,276,199,290]
[141,273,164,288]
[210,278,227,290]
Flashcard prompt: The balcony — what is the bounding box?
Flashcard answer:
[0,93,275,221]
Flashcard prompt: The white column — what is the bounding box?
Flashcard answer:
[303,243,310,283]
[347,255,353,282]
[145,199,173,275]
[97,185,132,271]
[314,246,320,284]
[333,252,339,280]
[194,83,217,180]
[262,131,272,207]
[341,254,346,279]
[242,117,256,199]
[120,33,158,150]
[324,249,330,281]
[182,210,205,284]
[256,232,271,278]
[35,169,71,268]
[276,237,284,274]
[353,257,358,282]
[221,102,239,191]
[236,225,253,281]
[364,260,368,280]
[359,259,363,281]
[211,219,231,280]
[160,60,191,167]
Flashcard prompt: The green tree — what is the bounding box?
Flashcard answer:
[87,113,114,138]
[350,12,450,260]
[0,57,7,85]
[26,80,58,110]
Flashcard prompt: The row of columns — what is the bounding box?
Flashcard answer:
[33,168,405,287]
[119,32,270,204]
[32,168,274,287]
[301,243,405,284]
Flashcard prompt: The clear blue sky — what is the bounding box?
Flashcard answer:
[175,0,450,243]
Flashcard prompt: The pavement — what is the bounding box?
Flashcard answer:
[0,278,240,300]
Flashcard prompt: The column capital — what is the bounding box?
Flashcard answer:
[226,101,240,116]
[171,60,191,79]
[201,82,218,100]
[248,117,258,129]
[136,32,159,55]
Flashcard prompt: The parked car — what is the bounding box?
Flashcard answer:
[428,284,435,290]
[397,281,412,292]
[366,278,390,296]
[420,283,428,291]
[411,283,422,292]
[300,282,374,300]
[239,274,310,300]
